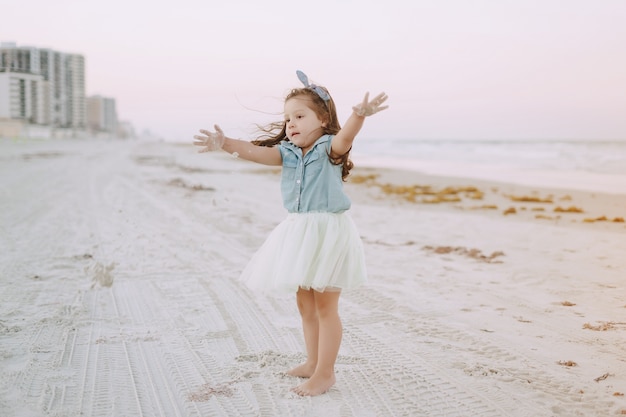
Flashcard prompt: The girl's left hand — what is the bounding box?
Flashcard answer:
[352,92,389,117]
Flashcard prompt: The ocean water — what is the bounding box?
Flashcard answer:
[352,139,626,194]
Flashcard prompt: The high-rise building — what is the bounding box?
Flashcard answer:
[0,41,86,137]
[68,54,86,129]
[87,95,118,134]
[0,44,45,124]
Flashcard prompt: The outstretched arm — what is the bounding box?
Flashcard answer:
[331,92,388,157]
[194,125,282,166]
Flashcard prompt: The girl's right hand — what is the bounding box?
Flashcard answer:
[194,125,226,152]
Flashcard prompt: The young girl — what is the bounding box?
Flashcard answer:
[193,71,388,396]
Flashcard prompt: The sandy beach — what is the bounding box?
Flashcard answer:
[1,138,625,417]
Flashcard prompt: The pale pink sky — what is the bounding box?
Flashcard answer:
[4,0,626,141]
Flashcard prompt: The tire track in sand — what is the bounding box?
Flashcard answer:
[341,285,622,416]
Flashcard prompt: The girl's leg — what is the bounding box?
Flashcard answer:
[287,288,319,377]
[292,290,342,396]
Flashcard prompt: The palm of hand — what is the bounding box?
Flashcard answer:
[353,92,389,117]
[193,125,225,152]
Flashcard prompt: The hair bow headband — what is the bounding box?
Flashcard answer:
[296,70,330,102]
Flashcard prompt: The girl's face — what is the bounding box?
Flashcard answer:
[284,96,326,155]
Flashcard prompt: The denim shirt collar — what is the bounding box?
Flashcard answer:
[281,134,331,157]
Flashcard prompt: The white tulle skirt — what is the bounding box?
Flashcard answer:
[240,211,367,295]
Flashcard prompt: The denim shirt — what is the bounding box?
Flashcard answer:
[278,134,351,213]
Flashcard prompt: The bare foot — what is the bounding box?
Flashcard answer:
[286,362,316,378]
[291,373,336,396]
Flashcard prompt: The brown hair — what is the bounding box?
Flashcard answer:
[252,87,354,181]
